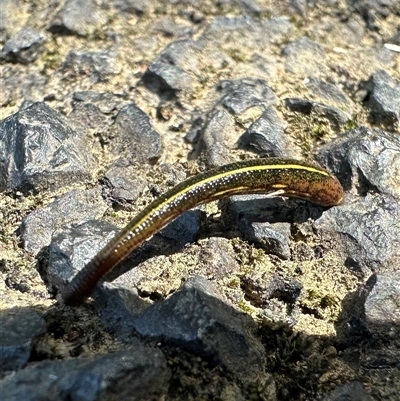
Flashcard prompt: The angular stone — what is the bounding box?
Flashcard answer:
[19,188,107,254]
[1,27,46,64]
[0,308,45,375]
[0,102,95,194]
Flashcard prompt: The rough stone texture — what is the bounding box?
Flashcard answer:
[0,345,171,401]
[0,308,45,376]
[49,0,107,36]
[133,276,268,385]
[322,381,373,401]
[19,188,107,254]
[110,103,163,163]
[62,50,121,83]
[1,27,46,64]
[364,272,400,339]
[366,70,400,131]
[314,193,400,273]
[316,127,400,200]
[0,102,96,194]
[47,220,119,291]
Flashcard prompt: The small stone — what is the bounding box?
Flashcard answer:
[19,188,107,254]
[0,308,45,375]
[1,27,46,64]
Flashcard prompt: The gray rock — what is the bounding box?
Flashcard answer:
[1,27,46,64]
[0,102,95,194]
[282,37,327,76]
[238,108,287,156]
[111,103,162,163]
[322,381,373,401]
[71,91,125,115]
[304,77,351,107]
[314,193,400,273]
[366,70,400,131]
[0,308,45,376]
[364,272,400,339]
[47,220,119,291]
[316,127,400,200]
[143,39,201,95]
[133,276,267,384]
[62,50,120,83]
[103,165,147,205]
[19,188,107,254]
[222,194,293,259]
[0,345,170,401]
[218,78,277,115]
[49,0,107,36]
[112,0,150,15]
[197,108,236,167]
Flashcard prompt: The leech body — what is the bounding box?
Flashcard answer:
[62,158,343,305]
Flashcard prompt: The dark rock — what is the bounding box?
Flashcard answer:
[19,188,107,254]
[197,108,236,167]
[71,91,126,115]
[143,39,200,95]
[61,50,120,83]
[218,78,277,116]
[49,0,107,36]
[304,77,351,107]
[103,164,147,205]
[285,97,351,129]
[0,345,170,401]
[316,127,400,200]
[133,276,267,384]
[110,103,162,163]
[0,102,95,194]
[238,108,287,156]
[314,193,400,273]
[282,37,327,76]
[365,70,400,131]
[1,27,46,64]
[322,381,373,401]
[364,272,400,339]
[222,194,293,259]
[0,308,45,376]
[112,0,150,15]
[152,17,193,38]
[69,102,108,131]
[47,220,119,291]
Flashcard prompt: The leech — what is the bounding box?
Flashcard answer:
[62,158,343,305]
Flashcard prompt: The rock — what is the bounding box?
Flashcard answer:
[0,308,45,376]
[71,91,125,115]
[322,381,373,401]
[222,194,293,259]
[237,108,287,156]
[282,37,327,76]
[1,27,46,64]
[314,193,400,273]
[197,108,236,167]
[143,39,201,96]
[19,188,107,254]
[364,272,400,339]
[133,276,267,384]
[49,0,107,36]
[112,0,150,15]
[0,345,170,401]
[110,103,163,163]
[47,220,119,292]
[218,78,277,116]
[0,102,95,194]
[61,50,120,83]
[303,77,351,107]
[316,127,400,200]
[365,70,400,131]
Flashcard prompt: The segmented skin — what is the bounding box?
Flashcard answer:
[62,158,343,305]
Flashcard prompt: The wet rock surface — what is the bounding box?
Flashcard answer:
[1,1,399,400]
